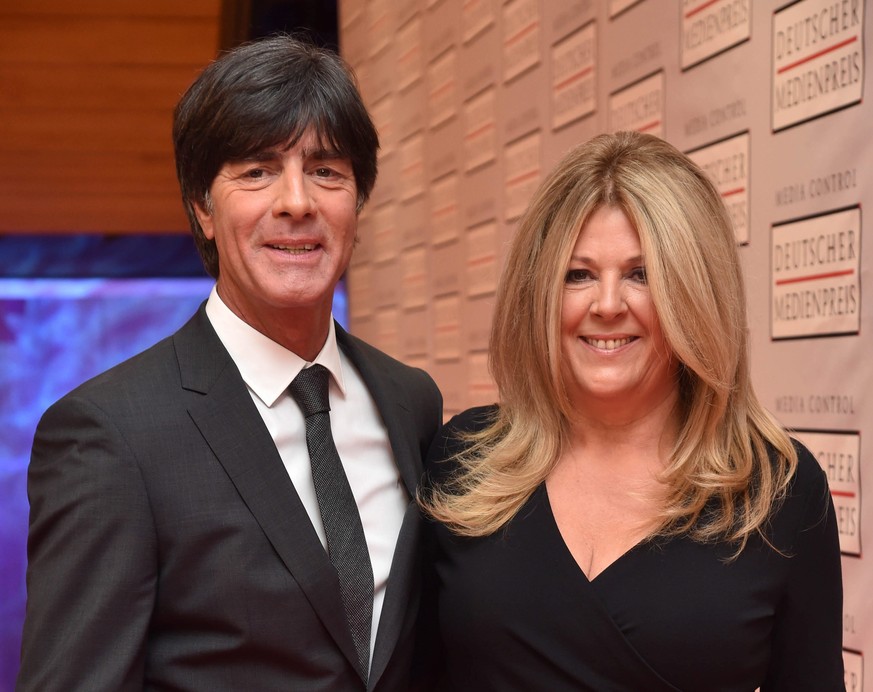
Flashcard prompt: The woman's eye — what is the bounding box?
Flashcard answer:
[565,269,591,283]
[630,267,648,283]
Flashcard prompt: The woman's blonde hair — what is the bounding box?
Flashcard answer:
[422,131,797,553]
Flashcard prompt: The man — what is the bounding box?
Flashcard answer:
[17,35,442,691]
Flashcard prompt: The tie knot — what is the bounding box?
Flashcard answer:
[289,364,331,417]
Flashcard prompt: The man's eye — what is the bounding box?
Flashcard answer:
[245,168,265,179]
[314,167,336,178]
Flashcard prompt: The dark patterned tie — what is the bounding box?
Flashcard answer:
[289,364,373,679]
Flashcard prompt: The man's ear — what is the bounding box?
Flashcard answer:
[193,199,215,240]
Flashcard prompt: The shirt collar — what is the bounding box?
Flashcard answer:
[204,285,347,407]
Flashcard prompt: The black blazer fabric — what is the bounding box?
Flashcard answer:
[18,305,442,692]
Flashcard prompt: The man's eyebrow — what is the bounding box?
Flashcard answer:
[237,149,282,163]
[305,146,347,161]
[233,145,349,163]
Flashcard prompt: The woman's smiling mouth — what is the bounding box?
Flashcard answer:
[583,336,635,350]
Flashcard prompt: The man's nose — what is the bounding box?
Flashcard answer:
[273,169,316,218]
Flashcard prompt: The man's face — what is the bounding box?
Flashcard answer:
[195,128,358,339]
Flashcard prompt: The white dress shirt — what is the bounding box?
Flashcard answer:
[205,287,407,669]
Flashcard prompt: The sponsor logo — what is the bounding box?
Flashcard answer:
[552,22,597,130]
[402,246,428,310]
[469,350,498,404]
[430,173,460,245]
[399,134,425,202]
[681,0,751,69]
[466,221,499,297]
[371,203,398,264]
[771,206,860,339]
[428,49,458,129]
[772,0,864,131]
[463,0,496,43]
[435,294,462,360]
[609,0,644,19]
[775,169,858,207]
[843,649,864,691]
[503,0,540,82]
[396,16,423,91]
[370,96,396,156]
[794,429,862,556]
[687,132,750,244]
[464,88,498,172]
[504,131,541,221]
[609,71,664,137]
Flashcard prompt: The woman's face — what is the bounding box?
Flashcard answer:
[560,205,678,416]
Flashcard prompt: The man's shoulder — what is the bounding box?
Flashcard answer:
[54,309,207,408]
[336,326,443,428]
[337,325,432,381]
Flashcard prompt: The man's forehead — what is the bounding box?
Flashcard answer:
[299,125,347,150]
[259,129,346,159]
[233,136,348,164]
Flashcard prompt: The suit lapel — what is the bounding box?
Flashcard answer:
[174,308,363,680]
[336,325,423,690]
[336,325,421,497]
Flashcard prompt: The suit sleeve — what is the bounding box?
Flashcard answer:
[415,366,444,451]
[762,447,845,691]
[17,395,158,692]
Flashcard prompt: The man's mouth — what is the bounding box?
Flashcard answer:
[269,243,317,254]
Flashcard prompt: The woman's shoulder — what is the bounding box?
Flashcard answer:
[446,404,499,435]
[424,404,498,482]
[784,437,830,500]
[766,436,834,547]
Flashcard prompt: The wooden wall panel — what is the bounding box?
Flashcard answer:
[1,0,218,17]
[0,151,178,196]
[0,0,221,234]
[0,65,202,111]
[0,17,218,66]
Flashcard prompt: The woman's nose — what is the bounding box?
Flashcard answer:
[591,279,626,318]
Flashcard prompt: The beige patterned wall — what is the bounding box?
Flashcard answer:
[340,1,871,685]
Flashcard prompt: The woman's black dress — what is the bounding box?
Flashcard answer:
[425,406,844,692]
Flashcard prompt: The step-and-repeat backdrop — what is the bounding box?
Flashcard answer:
[339,0,870,686]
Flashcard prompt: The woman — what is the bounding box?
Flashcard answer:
[421,131,843,691]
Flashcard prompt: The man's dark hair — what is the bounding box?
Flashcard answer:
[173,34,379,277]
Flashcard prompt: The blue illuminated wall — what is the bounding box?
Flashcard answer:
[0,234,348,689]
[0,234,212,690]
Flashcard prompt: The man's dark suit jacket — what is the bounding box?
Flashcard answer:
[17,305,443,691]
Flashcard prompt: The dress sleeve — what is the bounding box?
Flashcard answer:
[415,405,496,691]
[423,404,497,487]
[17,395,158,692]
[762,444,845,691]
